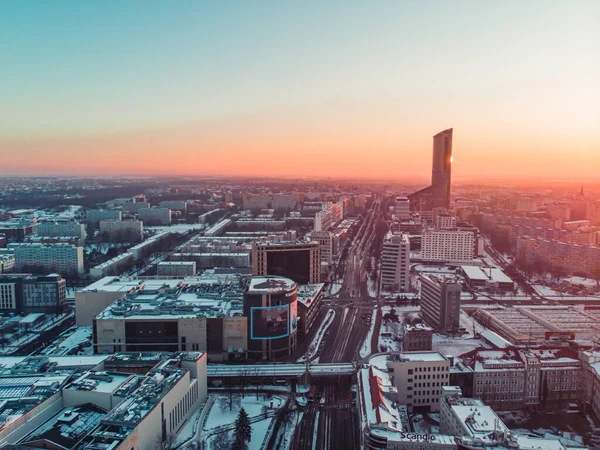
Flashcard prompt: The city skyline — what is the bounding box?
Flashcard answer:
[1,1,599,181]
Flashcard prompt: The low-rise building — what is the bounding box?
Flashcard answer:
[89,253,135,280]
[157,261,197,277]
[460,347,583,411]
[403,323,433,351]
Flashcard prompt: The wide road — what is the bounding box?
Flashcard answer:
[295,404,319,450]
[317,383,359,450]
[320,197,382,364]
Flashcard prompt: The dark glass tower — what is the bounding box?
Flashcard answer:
[409,128,453,211]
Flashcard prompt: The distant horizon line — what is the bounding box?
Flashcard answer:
[0,172,598,186]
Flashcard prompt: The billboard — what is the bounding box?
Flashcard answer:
[290,301,297,333]
[250,305,290,340]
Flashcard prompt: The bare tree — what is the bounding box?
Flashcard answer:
[218,388,241,412]
[210,431,233,450]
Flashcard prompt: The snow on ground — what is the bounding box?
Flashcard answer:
[367,278,378,298]
[566,276,598,288]
[202,394,285,450]
[296,309,335,362]
[248,417,272,450]
[360,309,378,358]
[459,310,486,337]
[329,280,342,296]
[41,326,92,356]
[532,284,562,297]
[145,223,205,234]
[203,395,284,431]
[432,333,489,357]
[378,321,400,353]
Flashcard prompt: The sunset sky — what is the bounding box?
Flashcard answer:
[1,1,599,181]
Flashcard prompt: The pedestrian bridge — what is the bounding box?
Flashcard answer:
[207,362,355,378]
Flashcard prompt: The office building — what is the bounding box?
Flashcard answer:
[394,197,411,219]
[421,230,475,262]
[314,209,333,232]
[86,209,122,225]
[380,233,410,292]
[37,220,86,244]
[86,273,318,362]
[243,276,298,360]
[435,214,456,230]
[461,347,582,411]
[308,230,333,265]
[440,387,508,440]
[0,255,15,273]
[157,261,197,277]
[403,323,433,351]
[99,219,144,242]
[386,352,451,413]
[11,243,84,276]
[0,352,207,450]
[409,128,453,211]
[138,207,172,225]
[93,276,249,360]
[357,353,584,450]
[0,274,66,313]
[252,241,321,283]
[420,275,461,332]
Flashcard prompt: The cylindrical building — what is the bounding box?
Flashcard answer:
[243,276,298,360]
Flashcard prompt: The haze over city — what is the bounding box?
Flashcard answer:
[1,1,599,181]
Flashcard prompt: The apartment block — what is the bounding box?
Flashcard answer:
[380,233,410,292]
[99,219,143,242]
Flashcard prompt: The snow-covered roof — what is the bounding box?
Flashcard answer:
[247,276,296,294]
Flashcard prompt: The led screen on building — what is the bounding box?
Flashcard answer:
[290,301,297,333]
[250,305,290,339]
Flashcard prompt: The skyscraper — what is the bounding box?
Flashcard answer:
[409,128,453,211]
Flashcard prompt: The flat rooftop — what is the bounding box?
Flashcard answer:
[296,283,325,307]
[247,276,296,293]
[96,275,247,320]
[67,371,132,394]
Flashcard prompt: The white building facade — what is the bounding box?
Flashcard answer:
[380,233,410,292]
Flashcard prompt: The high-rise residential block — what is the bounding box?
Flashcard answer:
[380,233,410,292]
